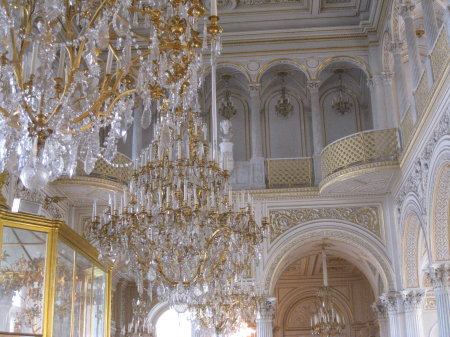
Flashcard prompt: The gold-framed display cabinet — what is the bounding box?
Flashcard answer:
[0,210,112,337]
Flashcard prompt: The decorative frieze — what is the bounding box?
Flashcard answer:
[269,206,381,241]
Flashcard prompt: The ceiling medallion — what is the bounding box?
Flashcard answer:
[331,69,353,115]
[275,72,294,119]
[218,75,237,119]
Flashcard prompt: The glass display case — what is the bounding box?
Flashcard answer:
[0,210,112,337]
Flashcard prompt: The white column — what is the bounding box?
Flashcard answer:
[403,290,425,337]
[372,300,391,337]
[248,83,266,189]
[421,0,439,51]
[367,76,388,130]
[445,0,450,42]
[381,72,399,128]
[400,3,423,87]
[379,292,407,337]
[132,104,143,161]
[425,264,450,337]
[389,40,410,117]
[307,81,324,183]
[249,83,263,159]
[256,297,276,337]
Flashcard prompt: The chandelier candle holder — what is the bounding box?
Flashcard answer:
[218,75,237,119]
[311,248,346,337]
[0,0,141,189]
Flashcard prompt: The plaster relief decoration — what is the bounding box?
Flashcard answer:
[396,109,450,216]
[269,206,381,242]
[395,108,450,259]
[403,214,421,288]
[286,298,317,328]
[214,0,307,11]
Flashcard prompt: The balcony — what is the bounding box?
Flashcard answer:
[266,157,313,188]
[51,154,132,204]
[320,128,401,194]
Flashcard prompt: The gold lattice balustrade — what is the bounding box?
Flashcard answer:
[76,153,132,184]
[321,129,400,179]
[266,157,313,188]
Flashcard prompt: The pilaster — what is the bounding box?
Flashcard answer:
[389,40,410,118]
[402,289,425,337]
[307,80,323,184]
[367,75,388,130]
[399,3,423,87]
[379,292,407,337]
[256,297,277,337]
[425,264,450,337]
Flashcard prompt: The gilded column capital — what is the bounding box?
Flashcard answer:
[424,264,450,289]
[399,3,416,18]
[402,289,425,311]
[307,80,321,93]
[249,82,261,97]
[372,299,389,319]
[378,291,404,313]
[381,72,395,85]
[257,297,277,320]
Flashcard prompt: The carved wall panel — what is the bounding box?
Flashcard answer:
[269,206,382,242]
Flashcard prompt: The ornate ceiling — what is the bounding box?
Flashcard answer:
[211,0,388,52]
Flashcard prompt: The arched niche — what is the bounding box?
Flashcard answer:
[201,66,251,162]
[260,64,310,158]
[263,90,306,158]
[318,62,372,145]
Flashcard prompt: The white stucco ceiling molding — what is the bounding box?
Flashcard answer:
[260,221,395,297]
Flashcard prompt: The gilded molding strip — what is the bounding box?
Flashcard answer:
[269,206,382,242]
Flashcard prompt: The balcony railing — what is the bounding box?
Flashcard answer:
[321,128,400,179]
[76,153,132,184]
[266,157,313,188]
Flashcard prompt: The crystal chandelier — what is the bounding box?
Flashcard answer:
[275,72,293,118]
[0,0,139,189]
[311,249,345,337]
[85,0,272,311]
[218,75,237,119]
[331,70,352,115]
[191,283,258,337]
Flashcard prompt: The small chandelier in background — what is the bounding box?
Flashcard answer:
[311,246,346,337]
[331,69,353,115]
[218,75,237,119]
[275,72,293,118]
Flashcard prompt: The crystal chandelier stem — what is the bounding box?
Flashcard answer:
[211,54,218,161]
[322,249,328,287]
